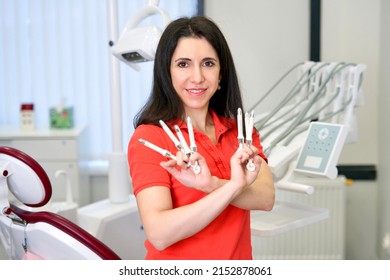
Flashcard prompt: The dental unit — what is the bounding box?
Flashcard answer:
[248,61,366,237]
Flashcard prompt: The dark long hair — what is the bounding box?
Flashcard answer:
[134,16,243,128]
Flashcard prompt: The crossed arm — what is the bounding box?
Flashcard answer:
[135,146,275,251]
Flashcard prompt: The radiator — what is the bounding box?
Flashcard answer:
[252,176,346,260]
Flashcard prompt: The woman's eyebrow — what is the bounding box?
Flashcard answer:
[173,57,191,63]
[202,57,218,62]
[173,57,218,63]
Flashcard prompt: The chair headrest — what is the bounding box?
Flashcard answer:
[0,146,52,207]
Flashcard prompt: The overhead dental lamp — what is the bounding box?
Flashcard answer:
[111,0,170,70]
[103,0,171,204]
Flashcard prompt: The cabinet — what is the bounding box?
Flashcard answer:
[0,126,89,206]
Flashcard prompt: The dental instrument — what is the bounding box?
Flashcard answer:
[138,138,177,161]
[172,121,200,174]
[245,110,256,171]
[187,116,197,153]
[237,108,256,171]
[237,108,244,149]
[173,120,201,174]
[159,120,185,153]
[174,125,192,156]
[158,120,200,174]
[185,117,201,173]
[138,117,201,174]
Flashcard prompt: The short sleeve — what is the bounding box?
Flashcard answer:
[128,124,175,196]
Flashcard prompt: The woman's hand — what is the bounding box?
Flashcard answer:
[160,151,215,193]
[230,145,263,192]
[160,144,263,196]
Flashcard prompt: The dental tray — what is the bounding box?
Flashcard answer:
[250,201,329,237]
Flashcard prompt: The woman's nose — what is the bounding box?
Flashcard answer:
[191,66,204,83]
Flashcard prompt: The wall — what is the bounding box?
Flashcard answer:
[378,0,390,260]
[322,0,379,165]
[321,0,381,260]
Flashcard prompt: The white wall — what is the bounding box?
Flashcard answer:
[322,0,379,165]
[378,0,390,260]
[321,0,381,260]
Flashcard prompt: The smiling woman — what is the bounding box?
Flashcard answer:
[127,16,275,260]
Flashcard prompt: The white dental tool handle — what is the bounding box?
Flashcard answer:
[183,119,201,174]
[187,116,197,152]
[55,169,73,204]
[246,110,254,143]
[139,138,200,174]
[242,110,255,171]
[139,138,176,160]
[245,111,256,170]
[174,125,191,155]
[159,120,182,150]
[237,108,244,147]
[244,112,249,139]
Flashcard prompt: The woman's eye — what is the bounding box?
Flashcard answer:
[204,60,216,67]
[177,61,188,68]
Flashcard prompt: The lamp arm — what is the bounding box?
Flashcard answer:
[120,5,170,38]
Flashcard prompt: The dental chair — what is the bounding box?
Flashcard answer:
[0,146,121,260]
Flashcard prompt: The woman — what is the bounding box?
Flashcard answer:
[128,16,274,260]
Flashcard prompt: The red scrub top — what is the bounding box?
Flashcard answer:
[128,110,267,259]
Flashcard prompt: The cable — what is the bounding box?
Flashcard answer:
[258,62,330,140]
[264,62,357,155]
[248,62,304,113]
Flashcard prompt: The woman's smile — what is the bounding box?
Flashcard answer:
[186,87,207,95]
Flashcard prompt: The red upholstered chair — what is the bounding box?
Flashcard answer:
[0,146,121,260]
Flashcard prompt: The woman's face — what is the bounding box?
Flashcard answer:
[170,37,221,113]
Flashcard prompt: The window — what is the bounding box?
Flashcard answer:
[0,0,200,160]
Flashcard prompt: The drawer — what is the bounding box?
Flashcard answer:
[0,139,78,160]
